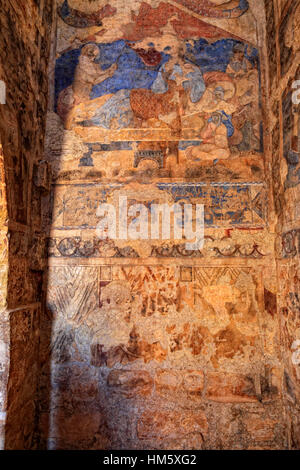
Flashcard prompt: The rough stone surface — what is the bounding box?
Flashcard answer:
[0,0,299,450]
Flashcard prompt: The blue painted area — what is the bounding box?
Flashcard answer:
[55,38,259,109]
[79,141,134,166]
[157,183,208,201]
[182,67,206,103]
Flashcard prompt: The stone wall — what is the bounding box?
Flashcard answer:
[38,0,288,450]
[0,0,53,449]
[265,0,300,449]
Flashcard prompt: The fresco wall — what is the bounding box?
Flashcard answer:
[40,0,288,449]
[266,0,300,449]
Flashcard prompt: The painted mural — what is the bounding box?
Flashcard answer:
[279,0,300,78]
[50,0,264,182]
